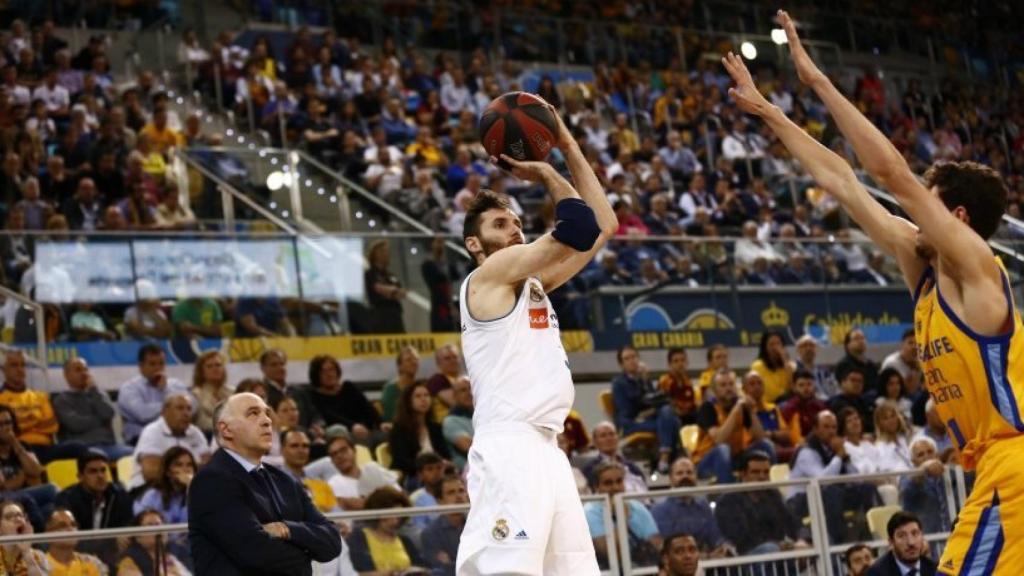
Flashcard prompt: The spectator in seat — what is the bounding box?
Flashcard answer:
[365,240,406,334]
[69,302,118,342]
[835,329,879,395]
[253,348,293,413]
[299,355,380,444]
[0,404,53,525]
[234,291,295,338]
[426,344,462,424]
[692,369,771,484]
[657,348,700,425]
[442,376,474,472]
[742,371,799,463]
[117,344,191,445]
[840,407,880,475]
[312,426,399,511]
[138,103,183,156]
[55,449,134,566]
[872,403,913,473]
[734,220,783,267]
[347,487,425,572]
[866,512,937,576]
[421,474,469,576]
[170,296,223,340]
[189,350,230,438]
[389,382,450,487]
[698,344,728,396]
[61,177,103,231]
[53,357,130,460]
[844,544,876,576]
[780,369,827,440]
[749,330,794,403]
[582,422,647,494]
[715,450,809,555]
[611,346,680,474]
[584,461,662,568]
[794,334,836,399]
[828,366,876,435]
[899,437,949,535]
[0,350,78,463]
[650,457,729,555]
[875,368,914,432]
[408,452,446,530]
[128,394,210,491]
[659,533,701,576]
[43,508,109,576]
[380,346,420,424]
[123,279,172,340]
[153,189,197,230]
[880,328,921,386]
[915,399,953,462]
[0,499,48,573]
[278,428,337,514]
[115,509,192,576]
[133,445,195,525]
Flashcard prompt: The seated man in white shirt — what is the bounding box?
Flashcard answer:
[129,393,210,491]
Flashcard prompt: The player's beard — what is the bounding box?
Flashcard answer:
[480,236,509,257]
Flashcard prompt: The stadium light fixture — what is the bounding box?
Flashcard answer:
[741,42,758,60]
[771,28,787,45]
[266,171,293,191]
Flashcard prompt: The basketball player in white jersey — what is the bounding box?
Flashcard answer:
[455,103,618,576]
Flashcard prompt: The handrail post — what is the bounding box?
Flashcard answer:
[601,493,619,576]
[288,150,303,221]
[806,478,834,576]
[0,285,49,389]
[220,184,235,231]
[613,493,632,575]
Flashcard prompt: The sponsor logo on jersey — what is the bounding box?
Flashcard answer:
[492,518,510,541]
[514,529,529,541]
[529,307,549,329]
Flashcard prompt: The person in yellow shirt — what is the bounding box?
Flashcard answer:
[137,105,183,157]
[698,344,729,397]
[0,351,63,461]
[44,508,107,576]
[749,330,795,403]
[405,127,448,169]
[347,487,425,571]
[742,371,800,463]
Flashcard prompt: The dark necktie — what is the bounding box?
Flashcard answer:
[907,568,917,576]
[251,467,284,519]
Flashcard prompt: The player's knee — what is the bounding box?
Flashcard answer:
[551,198,601,252]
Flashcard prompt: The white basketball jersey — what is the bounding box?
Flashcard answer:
[459,271,574,433]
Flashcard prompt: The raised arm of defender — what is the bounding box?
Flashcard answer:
[720,52,924,288]
[777,10,996,285]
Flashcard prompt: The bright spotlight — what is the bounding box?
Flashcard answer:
[771,29,787,45]
[741,42,758,60]
[266,171,284,191]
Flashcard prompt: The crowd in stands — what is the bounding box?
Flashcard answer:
[0,318,957,573]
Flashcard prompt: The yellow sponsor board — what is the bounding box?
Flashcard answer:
[226,331,593,362]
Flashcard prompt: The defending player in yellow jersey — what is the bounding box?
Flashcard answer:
[721,10,1020,574]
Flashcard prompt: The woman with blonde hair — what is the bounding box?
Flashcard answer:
[190,350,229,437]
[873,402,913,472]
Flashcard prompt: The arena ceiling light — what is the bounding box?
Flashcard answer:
[771,28,788,45]
[741,41,758,60]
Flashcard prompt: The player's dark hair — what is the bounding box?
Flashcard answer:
[843,543,872,567]
[462,189,511,245]
[757,330,787,371]
[616,345,637,365]
[886,511,922,540]
[666,347,687,363]
[924,161,1007,240]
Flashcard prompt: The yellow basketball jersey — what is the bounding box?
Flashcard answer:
[914,259,1024,469]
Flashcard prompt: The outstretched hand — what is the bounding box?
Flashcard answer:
[777,10,828,87]
[721,52,773,117]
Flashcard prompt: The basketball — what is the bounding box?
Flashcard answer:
[479,91,558,164]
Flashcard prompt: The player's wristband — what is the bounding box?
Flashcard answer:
[551,198,601,252]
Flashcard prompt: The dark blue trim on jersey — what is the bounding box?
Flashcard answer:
[947,418,967,450]
[912,266,933,303]
[461,271,525,325]
[934,267,1015,343]
[962,491,1004,576]
[981,339,1024,431]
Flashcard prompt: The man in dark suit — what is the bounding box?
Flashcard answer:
[188,392,341,575]
[867,511,937,576]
